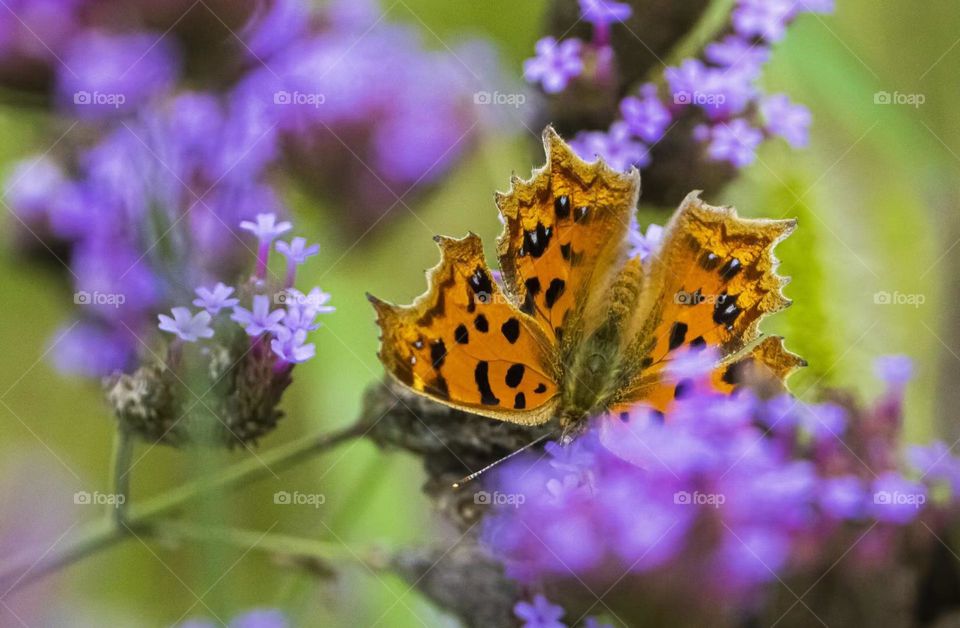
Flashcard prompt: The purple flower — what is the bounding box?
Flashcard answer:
[514,594,565,628]
[665,59,708,103]
[873,355,913,387]
[240,213,293,243]
[276,236,320,286]
[732,0,795,42]
[523,37,584,94]
[761,94,812,148]
[620,84,672,143]
[57,30,180,119]
[820,475,867,520]
[705,120,764,167]
[231,295,285,336]
[870,472,927,524]
[4,155,67,230]
[282,288,334,331]
[627,218,664,262]
[578,0,632,27]
[158,307,214,342]
[192,283,239,315]
[270,326,316,364]
[241,213,292,279]
[51,321,136,377]
[276,237,320,265]
[705,36,770,69]
[570,122,650,171]
[666,347,719,382]
[240,0,310,62]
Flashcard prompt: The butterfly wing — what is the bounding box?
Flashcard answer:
[495,127,640,357]
[613,192,804,412]
[370,234,560,425]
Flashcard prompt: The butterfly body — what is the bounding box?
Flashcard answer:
[371,127,805,435]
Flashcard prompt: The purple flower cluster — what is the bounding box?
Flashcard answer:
[524,0,833,171]
[5,0,491,377]
[158,212,333,367]
[236,0,502,210]
[483,355,952,616]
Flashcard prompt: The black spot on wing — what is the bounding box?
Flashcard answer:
[713,292,741,327]
[555,195,570,220]
[501,318,520,344]
[468,266,493,297]
[534,383,547,394]
[690,336,706,350]
[521,277,541,315]
[474,361,500,406]
[474,314,489,332]
[720,258,742,281]
[573,205,588,223]
[544,278,565,309]
[513,392,526,410]
[674,379,693,399]
[521,223,552,258]
[505,363,525,388]
[454,324,469,344]
[430,340,447,369]
[668,322,688,351]
[699,252,720,271]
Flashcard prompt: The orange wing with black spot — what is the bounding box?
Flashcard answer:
[613,192,804,413]
[495,127,640,355]
[369,234,560,425]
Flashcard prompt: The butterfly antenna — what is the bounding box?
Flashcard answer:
[452,430,556,489]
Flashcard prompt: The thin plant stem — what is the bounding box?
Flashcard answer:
[0,418,370,594]
[108,427,134,523]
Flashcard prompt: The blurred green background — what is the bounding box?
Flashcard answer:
[1,0,959,625]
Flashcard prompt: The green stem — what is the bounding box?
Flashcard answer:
[109,428,134,523]
[645,0,738,86]
[0,418,370,593]
[151,520,389,573]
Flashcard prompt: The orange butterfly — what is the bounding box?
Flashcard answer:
[369,127,804,434]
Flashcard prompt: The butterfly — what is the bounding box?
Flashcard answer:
[368,127,804,434]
